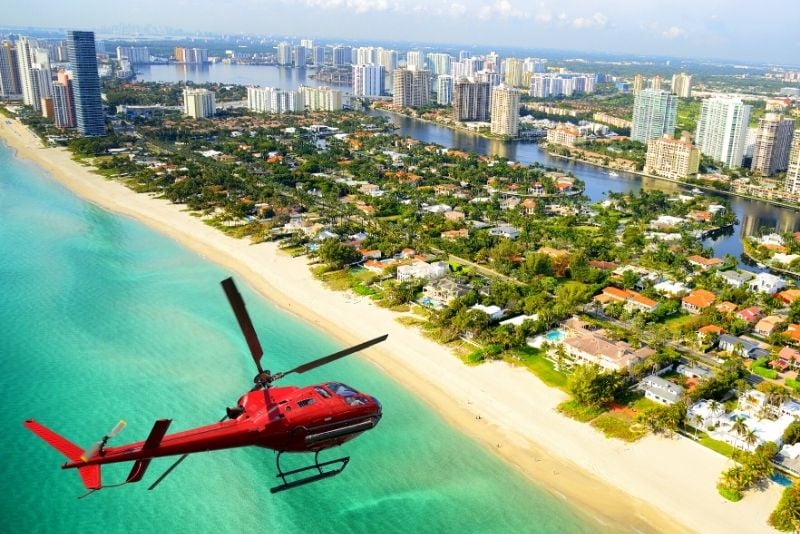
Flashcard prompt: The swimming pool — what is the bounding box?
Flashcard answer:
[545,329,566,342]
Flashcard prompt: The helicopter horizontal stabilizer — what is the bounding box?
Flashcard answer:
[23,419,102,490]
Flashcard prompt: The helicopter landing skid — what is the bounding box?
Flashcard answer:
[270,451,350,494]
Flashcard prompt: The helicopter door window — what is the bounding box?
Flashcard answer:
[297,398,315,408]
[314,386,331,399]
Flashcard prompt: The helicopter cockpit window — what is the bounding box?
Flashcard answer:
[326,383,357,397]
[297,398,315,408]
[326,383,368,406]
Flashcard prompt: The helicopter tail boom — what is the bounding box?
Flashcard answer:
[23,419,102,490]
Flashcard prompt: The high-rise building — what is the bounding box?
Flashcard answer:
[292,45,306,68]
[183,87,215,118]
[490,84,520,137]
[650,75,663,91]
[0,41,21,97]
[645,133,700,179]
[247,86,303,113]
[631,89,677,143]
[174,47,207,64]
[427,53,451,76]
[16,37,41,110]
[406,50,424,71]
[502,58,524,88]
[52,81,74,128]
[352,64,384,97]
[311,46,325,66]
[116,46,149,65]
[476,70,501,87]
[392,68,430,108]
[632,74,645,95]
[67,31,105,136]
[484,51,500,73]
[377,48,398,87]
[671,72,692,98]
[528,74,595,98]
[751,113,795,176]
[276,43,292,66]
[694,97,751,168]
[353,47,376,65]
[331,45,351,66]
[298,86,343,111]
[52,70,75,128]
[300,39,314,50]
[452,79,490,122]
[786,132,800,194]
[436,75,453,105]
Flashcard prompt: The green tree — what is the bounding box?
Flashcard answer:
[568,364,624,408]
[318,240,361,269]
[769,482,800,532]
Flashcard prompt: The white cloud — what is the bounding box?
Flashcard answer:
[448,2,467,16]
[662,26,686,39]
[571,12,607,29]
[301,0,391,13]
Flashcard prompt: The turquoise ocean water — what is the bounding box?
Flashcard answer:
[0,141,594,533]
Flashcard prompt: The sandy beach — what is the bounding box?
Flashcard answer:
[0,117,784,533]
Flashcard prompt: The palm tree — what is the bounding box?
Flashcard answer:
[743,429,759,452]
[691,413,704,439]
[731,417,749,451]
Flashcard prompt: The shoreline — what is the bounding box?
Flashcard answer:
[544,150,800,212]
[0,118,784,533]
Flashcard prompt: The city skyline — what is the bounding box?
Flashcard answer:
[2,0,799,65]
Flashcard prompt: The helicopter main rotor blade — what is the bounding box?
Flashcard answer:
[148,415,227,490]
[221,277,264,374]
[275,334,388,380]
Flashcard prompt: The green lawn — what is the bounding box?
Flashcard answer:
[511,347,569,391]
[663,313,696,333]
[697,433,737,458]
[592,413,647,442]
[557,399,607,422]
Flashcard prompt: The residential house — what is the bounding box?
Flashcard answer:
[697,324,725,343]
[500,314,539,327]
[538,247,571,259]
[640,375,684,405]
[489,225,521,239]
[500,197,521,210]
[749,272,787,294]
[687,255,724,270]
[776,289,800,304]
[470,304,505,321]
[682,289,716,314]
[787,324,800,343]
[363,258,403,275]
[717,270,755,289]
[422,278,469,307]
[562,331,654,371]
[358,248,382,260]
[676,364,713,381]
[687,400,727,428]
[718,334,767,358]
[778,347,800,369]
[650,215,685,229]
[520,198,537,215]
[444,210,466,222]
[595,286,659,313]
[716,301,738,315]
[736,306,763,324]
[755,315,785,337]
[396,260,448,282]
[653,280,689,297]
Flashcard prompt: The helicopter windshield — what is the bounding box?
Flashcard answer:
[325,383,358,397]
[324,383,369,406]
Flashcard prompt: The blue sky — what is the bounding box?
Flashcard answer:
[6,0,799,64]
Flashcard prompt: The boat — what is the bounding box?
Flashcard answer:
[608,171,619,177]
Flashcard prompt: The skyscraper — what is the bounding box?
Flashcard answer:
[645,133,700,179]
[786,132,800,194]
[183,87,216,118]
[631,89,677,143]
[452,79,490,122]
[352,64,384,97]
[16,37,43,110]
[490,84,520,137]
[116,46,150,65]
[695,97,751,168]
[502,58,524,88]
[406,50,424,71]
[632,74,645,95]
[671,72,692,98]
[436,75,453,106]
[292,45,306,68]
[751,113,795,176]
[276,43,292,66]
[392,68,430,108]
[650,75,663,91]
[0,41,21,97]
[427,53,451,77]
[67,31,105,136]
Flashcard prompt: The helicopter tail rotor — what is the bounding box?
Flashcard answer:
[81,420,127,461]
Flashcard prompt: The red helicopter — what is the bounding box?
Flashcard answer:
[25,277,387,495]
